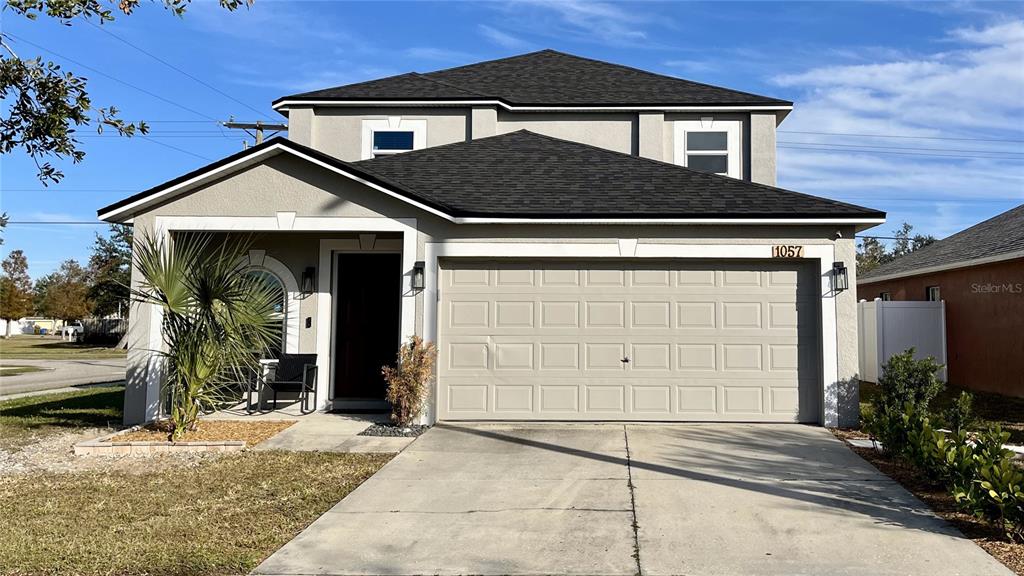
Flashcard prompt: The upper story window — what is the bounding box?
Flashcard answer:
[361,117,427,160]
[372,131,415,156]
[926,286,941,302]
[879,292,892,301]
[674,118,741,179]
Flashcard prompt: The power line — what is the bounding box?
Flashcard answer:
[778,144,1024,160]
[137,135,214,161]
[777,141,1024,156]
[86,20,272,121]
[6,33,218,121]
[778,130,1024,144]
[6,221,106,225]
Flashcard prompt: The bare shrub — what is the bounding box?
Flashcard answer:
[382,336,436,426]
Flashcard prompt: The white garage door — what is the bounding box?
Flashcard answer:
[437,260,820,422]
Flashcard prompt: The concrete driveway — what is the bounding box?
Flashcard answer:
[255,424,1011,576]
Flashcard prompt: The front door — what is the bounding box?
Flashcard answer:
[333,253,402,400]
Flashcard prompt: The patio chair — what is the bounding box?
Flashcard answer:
[261,353,318,414]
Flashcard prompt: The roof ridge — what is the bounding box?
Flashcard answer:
[519,49,791,104]
[408,72,486,98]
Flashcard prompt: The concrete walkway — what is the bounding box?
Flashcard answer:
[255,423,1011,576]
[0,358,125,397]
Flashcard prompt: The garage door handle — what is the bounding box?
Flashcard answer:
[620,356,630,363]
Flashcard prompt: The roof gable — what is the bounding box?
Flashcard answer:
[275,49,791,108]
[860,204,1024,282]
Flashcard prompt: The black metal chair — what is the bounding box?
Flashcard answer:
[261,354,318,414]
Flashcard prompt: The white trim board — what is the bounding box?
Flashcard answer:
[273,100,793,113]
[423,241,841,427]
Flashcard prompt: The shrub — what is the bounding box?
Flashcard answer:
[382,336,437,426]
[966,427,1024,542]
[942,391,975,433]
[864,349,945,456]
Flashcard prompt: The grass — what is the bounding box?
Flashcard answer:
[0,365,47,377]
[0,386,124,451]
[0,451,393,576]
[860,381,1024,444]
[0,335,126,360]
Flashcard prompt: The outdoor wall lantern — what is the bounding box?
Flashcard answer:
[412,261,426,291]
[301,267,316,294]
[832,261,849,292]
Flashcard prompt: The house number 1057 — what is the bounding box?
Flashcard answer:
[771,245,804,258]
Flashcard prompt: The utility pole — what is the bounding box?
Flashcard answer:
[221,119,288,149]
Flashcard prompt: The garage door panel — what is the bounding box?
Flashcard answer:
[439,260,820,422]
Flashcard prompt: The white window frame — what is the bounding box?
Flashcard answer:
[926,286,941,302]
[361,117,427,160]
[674,117,741,179]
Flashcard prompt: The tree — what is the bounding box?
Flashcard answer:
[0,0,250,185]
[0,250,33,337]
[857,222,937,274]
[132,232,280,439]
[37,259,91,322]
[88,224,132,318]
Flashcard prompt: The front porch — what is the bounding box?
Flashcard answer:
[125,216,422,425]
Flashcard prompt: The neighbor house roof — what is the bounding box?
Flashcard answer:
[860,204,1024,283]
[97,132,883,223]
[273,49,792,110]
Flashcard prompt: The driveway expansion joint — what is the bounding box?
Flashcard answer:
[623,425,642,576]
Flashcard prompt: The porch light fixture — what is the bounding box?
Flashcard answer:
[301,267,316,294]
[412,261,426,291]
[832,261,849,292]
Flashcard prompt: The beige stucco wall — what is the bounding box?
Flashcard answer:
[302,107,470,161]
[122,155,862,425]
[749,112,778,186]
[495,111,637,155]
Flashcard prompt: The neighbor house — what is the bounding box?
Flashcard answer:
[99,50,885,427]
[859,204,1024,397]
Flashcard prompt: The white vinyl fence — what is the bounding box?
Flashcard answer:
[858,299,947,383]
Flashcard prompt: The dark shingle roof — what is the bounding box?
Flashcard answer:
[276,49,791,108]
[97,133,884,222]
[350,130,882,219]
[860,204,1024,281]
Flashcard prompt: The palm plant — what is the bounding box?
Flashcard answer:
[132,232,281,440]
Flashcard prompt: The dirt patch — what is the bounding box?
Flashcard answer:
[832,431,1024,575]
[114,420,295,445]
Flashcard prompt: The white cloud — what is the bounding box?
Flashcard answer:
[478,24,530,50]
[490,0,662,46]
[772,19,1024,238]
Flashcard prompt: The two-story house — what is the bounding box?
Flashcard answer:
[99,50,884,428]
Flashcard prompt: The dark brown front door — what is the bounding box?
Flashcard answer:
[333,253,401,399]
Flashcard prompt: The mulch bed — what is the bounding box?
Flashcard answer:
[113,420,295,446]
[358,423,430,437]
[832,428,1024,575]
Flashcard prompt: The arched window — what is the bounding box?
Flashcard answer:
[244,267,287,355]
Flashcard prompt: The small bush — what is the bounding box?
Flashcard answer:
[382,336,437,426]
[864,349,945,456]
[942,391,975,433]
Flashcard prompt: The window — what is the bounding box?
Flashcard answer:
[926,286,941,302]
[674,118,741,178]
[879,292,892,301]
[372,131,415,156]
[361,118,427,160]
[245,268,286,354]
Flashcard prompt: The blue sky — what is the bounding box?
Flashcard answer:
[2,0,1022,279]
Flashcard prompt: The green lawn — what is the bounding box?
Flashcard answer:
[0,365,47,377]
[0,335,126,360]
[0,386,124,451]
[860,381,1024,444]
[0,451,393,576]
